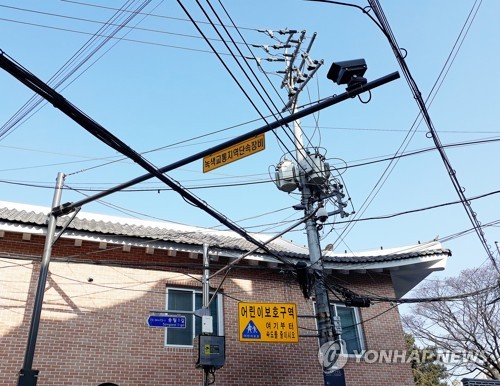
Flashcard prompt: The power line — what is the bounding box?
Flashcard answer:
[1,47,307,275]
[0,4,244,44]
[61,0,257,32]
[2,182,500,236]
[3,134,499,190]
[191,0,327,184]
[312,0,499,273]
[1,130,498,181]
[313,125,500,135]
[0,0,156,141]
[367,0,499,274]
[178,0,320,177]
[329,189,500,226]
[325,272,497,306]
[0,16,219,54]
[63,183,297,231]
[212,1,321,156]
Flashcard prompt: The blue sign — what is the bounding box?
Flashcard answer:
[242,320,261,339]
[147,315,186,328]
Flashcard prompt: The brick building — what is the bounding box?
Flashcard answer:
[0,201,450,385]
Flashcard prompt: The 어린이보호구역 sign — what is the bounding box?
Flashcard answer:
[238,302,298,343]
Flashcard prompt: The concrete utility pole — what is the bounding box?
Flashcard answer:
[286,37,342,378]
[293,103,340,365]
[263,30,348,384]
[256,28,399,383]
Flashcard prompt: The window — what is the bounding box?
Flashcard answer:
[314,302,365,355]
[331,303,364,355]
[165,287,223,347]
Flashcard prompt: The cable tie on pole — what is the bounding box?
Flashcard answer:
[51,202,75,216]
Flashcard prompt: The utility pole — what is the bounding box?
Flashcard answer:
[18,172,65,386]
[255,27,398,383]
[285,35,345,383]
[259,29,349,384]
[287,36,337,353]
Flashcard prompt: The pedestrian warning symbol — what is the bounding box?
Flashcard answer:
[242,320,261,339]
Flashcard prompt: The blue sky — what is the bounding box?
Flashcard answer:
[0,0,499,282]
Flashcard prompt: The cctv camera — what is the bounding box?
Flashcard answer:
[317,206,328,223]
[327,59,367,91]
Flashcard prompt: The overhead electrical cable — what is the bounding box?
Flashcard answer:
[179,0,321,177]
[61,0,256,31]
[67,119,267,176]
[413,0,483,114]
[309,0,479,237]
[366,0,499,273]
[211,0,321,155]
[0,50,306,274]
[175,0,294,156]
[332,136,500,170]
[3,135,499,193]
[313,125,500,135]
[0,17,219,54]
[314,0,496,273]
[0,4,247,45]
[328,189,500,225]
[325,274,497,304]
[188,0,326,182]
[2,133,498,177]
[5,177,499,232]
[0,44,395,212]
[0,0,155,141]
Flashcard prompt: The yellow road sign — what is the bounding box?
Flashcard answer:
[203,134,265,173]
[238,302,298,343]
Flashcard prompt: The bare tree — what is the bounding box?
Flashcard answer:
[402,263,500,379]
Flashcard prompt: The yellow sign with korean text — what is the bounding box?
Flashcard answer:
[238,302,298,343]
[203,134,266,173]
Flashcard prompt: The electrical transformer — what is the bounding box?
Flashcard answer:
[302,152,330,186]
[275,159,298,192]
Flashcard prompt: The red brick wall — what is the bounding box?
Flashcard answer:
[0,230,414,385]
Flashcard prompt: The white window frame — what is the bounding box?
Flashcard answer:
[165,287,224,348]
[332,303,365,356]
[313,302,366,356]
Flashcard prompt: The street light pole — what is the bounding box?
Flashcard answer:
[18,172,65,386]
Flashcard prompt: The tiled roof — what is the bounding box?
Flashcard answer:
[0,202,299,256]
[0,201,451,264]
[320,245,451,264]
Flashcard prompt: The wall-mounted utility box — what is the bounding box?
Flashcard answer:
[196,335,225,369]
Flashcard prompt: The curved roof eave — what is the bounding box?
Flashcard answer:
[0,201,451,277]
